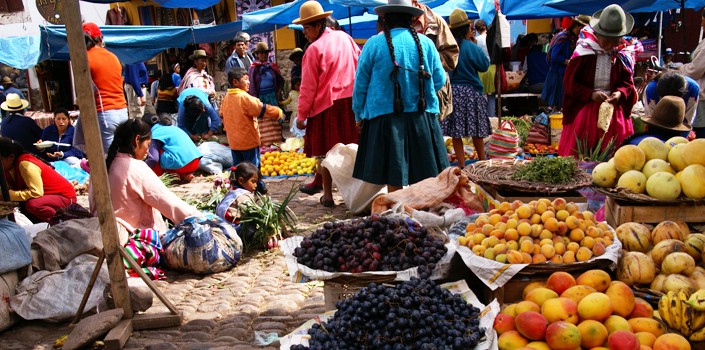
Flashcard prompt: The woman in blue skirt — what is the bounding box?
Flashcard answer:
[441,9,491,164]
[352,0,449,192]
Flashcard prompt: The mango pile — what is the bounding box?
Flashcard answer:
[260,151,316,177]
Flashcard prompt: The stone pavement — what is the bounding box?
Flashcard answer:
[1,177,357,350]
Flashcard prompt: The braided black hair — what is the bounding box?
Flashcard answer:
[105,119,152,170]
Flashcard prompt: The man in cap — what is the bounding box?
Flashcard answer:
[225,35,255,76]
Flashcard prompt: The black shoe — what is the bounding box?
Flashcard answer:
[299,184,322,195]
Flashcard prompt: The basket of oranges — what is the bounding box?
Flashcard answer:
[260,151,317,178]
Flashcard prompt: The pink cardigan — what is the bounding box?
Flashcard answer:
[106,153,199,233]
[297,28,360,121]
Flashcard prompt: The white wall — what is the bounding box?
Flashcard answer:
[0,0,109,38]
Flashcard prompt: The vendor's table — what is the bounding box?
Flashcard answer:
[24,111,55,129]
[605,196,705,227]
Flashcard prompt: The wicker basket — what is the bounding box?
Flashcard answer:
[593,186,705,205]
[463,159,592,194]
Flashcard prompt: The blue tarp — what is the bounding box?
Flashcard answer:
[242,0,372,32]
[80,0,220,10]
[544,0,705,14]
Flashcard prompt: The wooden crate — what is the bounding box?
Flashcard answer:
[485,185,586,205]
[605,197,705,227]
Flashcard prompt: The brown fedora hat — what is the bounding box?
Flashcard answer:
[292,1,332,25]
[449,9,472,30]
[642,95,690,132]
[188,49,209,60]
[574,15,591,26]
[253,42,272,53]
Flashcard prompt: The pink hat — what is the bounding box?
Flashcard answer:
[82,22,102,38]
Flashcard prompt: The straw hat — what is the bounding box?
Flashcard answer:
[289,48,304,60]
[292,1,332,25]
[590,4,634,37]
[1,76,12,85]
[641,96,690,132]
[189,49,209,60]
[374,0,424,17]
[0,202,17,218]
[573,15,591,26]
[449,9,472,29]
[1,93,29,112]
[253,42,271,53]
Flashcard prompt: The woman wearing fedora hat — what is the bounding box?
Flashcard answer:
[624,96,691,146]
[559,4,638,156]
[292,0,360,207]
[352,0,448,191]
[177,49,216,98]
[441,9,490,164]
[0,93,42,154]
[541,14,590,111]
[248,41,285,147]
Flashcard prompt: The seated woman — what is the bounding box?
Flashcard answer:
[39,107,86,166]
[97,119,201,244]
[624,96,691,146]
[142,113,202,183]
[0,137,76,223]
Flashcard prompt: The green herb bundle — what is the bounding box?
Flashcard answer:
[512,156,579,184]
[238,185,299,251]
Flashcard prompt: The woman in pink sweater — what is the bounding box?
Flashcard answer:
[96,119,200,243]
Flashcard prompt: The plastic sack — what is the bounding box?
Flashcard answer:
[10,254,109,322]
[321,143,387,214]
[525,123,550,145]
[487,120,520,159]
[197,141,233,174]
[52,160,89,185]
[161,214,243,274]
[0,271,18,331]
[0,218,31,274]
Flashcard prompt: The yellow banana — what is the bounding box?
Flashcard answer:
[680,289,692,337]
[688,289,705,311]
[691,325,705,342]
[669,291,682,332]
[692,309,705,330]
[659,294,673,328]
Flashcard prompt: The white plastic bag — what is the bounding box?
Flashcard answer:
[321,143,387,214]
[0,271,18,331]
[197,141,233,174]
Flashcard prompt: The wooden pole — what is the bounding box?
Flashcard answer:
[59,0,133,319]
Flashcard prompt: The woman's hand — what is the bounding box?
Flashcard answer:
[607,91,622,103]
[296,118,306,130]
[591,91,609,103]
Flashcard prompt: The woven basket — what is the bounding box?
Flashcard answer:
[463,159,592,194]
[593,186,705,205]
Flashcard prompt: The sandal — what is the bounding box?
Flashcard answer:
[319,196,334,207]
[300,184,323,195]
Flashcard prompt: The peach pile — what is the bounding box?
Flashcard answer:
[495,270,691,350]
[458,198,614,264]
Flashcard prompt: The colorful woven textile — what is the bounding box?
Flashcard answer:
[123,228,165,280]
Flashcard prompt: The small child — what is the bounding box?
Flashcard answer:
[280,77,304,137]
[220,67,283,193]
[216,162,258,225]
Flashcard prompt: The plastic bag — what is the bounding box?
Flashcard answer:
[321,143,387,214]
[161,214,243,274]
[0,218,31,274]
[487,120,520,159]
[197,141,233,174]
[0,271,18,331]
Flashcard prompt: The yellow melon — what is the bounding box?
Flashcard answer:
[683,139,705,166]
[642,159,675,179]
[617,170,647,194]
[638,137,669,161]
[646,172,681,200]
[680,164,705,199]
[614,145,646,173]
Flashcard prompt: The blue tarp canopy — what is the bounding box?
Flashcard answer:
[80,0,220,10]
[242,0,372,32]
[544,0,705,14]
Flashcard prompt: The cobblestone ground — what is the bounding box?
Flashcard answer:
[1,177,357,350]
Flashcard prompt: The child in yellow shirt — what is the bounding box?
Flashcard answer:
[220,67,283,194]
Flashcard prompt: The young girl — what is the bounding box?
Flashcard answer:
[220,67,283,194]
[216,162,258,225]
[280,77,304,137]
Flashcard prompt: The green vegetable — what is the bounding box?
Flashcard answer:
[574,134,616,162]
[238,185,299,251]
[512,156,579,184]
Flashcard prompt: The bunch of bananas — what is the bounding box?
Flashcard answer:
[658,289,705,340]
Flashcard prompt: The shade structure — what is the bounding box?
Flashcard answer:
[544,0,705,14]
[80,0,220,10]
[242,0,371,32]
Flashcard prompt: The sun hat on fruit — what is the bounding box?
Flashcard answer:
[374,0,424,17]
[1,93,29,112]
[641,95,690,132]
[253,42,272,53]
[292,1,332,25]
[449,9,472,30]
[188,49,209,60]
[590,4,634,37]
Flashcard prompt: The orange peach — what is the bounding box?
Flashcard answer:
[608,330,641,350]
[514,300,541,315]
[652,333,691,350]
[525,287,559,307]
[635,332,657,348]
[627,318,665,338]
[507,250,524,264]
[577,319,609,349]
[501,304,517,317]
[545,271,577,295]
[524,341,550,350]
[605,281,636,318]
[604,315,633,334]
[498,330,529,350]
[576,246,594,261]
[532,254,547,263]
[577,292,612,322]
[515,311,548,340]
[560,284,596,304]
[628,298,654,319]
[493,314,516,335]
[592,241,607,256]
[522,282,546,299]
[541,297,578,324]
[576,269,612,292]
[545,321,581,350]
[562,251,576,263]
[549,255,563,264]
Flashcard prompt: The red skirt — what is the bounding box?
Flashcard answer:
[558,100,633,157]
[303,97,359,158]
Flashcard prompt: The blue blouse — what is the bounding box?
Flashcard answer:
[40,124,85,159]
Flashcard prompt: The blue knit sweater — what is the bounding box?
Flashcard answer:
[353,28,445,122]
[449,39,489,93]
